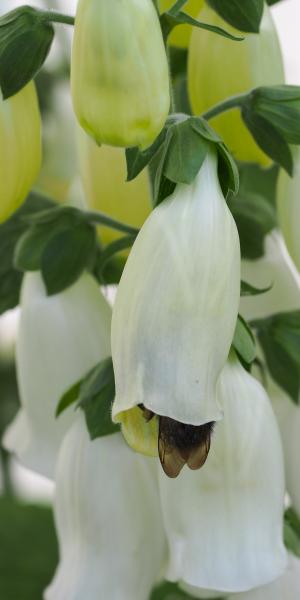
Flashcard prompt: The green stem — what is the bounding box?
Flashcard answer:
[169,0,189,14]
[202,92,248,120]
[85,211,140,236]
[41,10,75,26]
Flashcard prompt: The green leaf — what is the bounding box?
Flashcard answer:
[14,206,85,272]
[251,311,300,403]
[228,193,277,259]
[14,223,59,271]
[242,108,293,175]
[56,358,119,440]
[0,6,54,98]
[241,280,272,297]
[251,85,300,145]
[161,10,243,42]
[238,162,279,209]
[217,143,239,197]
[233,315,256,365]
[55,379,82,418]
[284,508,300,558]
[0,192,55,315]
[78,358,120,440]
[126,127,168,181]
[96,235,136,276]
[207,0,264,33]
[191,118,223,143]
[163,118,209,184]
[41,222,97,295]
[152,128,176,206]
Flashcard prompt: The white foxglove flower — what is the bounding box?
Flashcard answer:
[269,379,300,515]
[45,416,166,600]
[241,231,300,514]
[183,556,300,600]
[241,231,300,321]
[159,354,287,593]
[277,151,300,273]
[112,148,240,477]
[3,272,111,480]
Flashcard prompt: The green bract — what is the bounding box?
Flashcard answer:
[0,6,54,98]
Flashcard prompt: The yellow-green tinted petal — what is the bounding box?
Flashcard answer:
[159,0,204,48]
[0,82,41,222]
[117,407,159,458]
[188,4,284,166]
[77,130,152,247]
[71,0,170,149]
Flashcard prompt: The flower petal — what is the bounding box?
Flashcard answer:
[159,355,287,592]
[112,148,240,427]
[3,272,111,479]
[45,417,167,600]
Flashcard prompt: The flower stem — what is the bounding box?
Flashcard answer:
[169,0,189,14]
[84,211,140,236]
[202,92,248,120]
[41,10,75,26]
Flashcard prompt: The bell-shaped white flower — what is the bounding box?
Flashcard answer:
[112,148,240,474]
[241,230,300,321]
[3,272,111,480]
[158,353,287,593]
[240,231,300,514]
[182,556,300,600]
[277,150,300,273]
[269,378,300,515]
[45,416,166,600]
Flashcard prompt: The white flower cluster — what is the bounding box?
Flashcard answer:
[3,145,300,598]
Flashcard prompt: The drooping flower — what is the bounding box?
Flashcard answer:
[159,0,204,48]
[112,147,240,477]
[269,379,300,516]
[240,229,300,514]
[188,4,284,166]
[45,416,166,600]
[277,150,300,273]
[158,353,287,593]
[77,129,151,247]
[0,82,41,222]
[71,0,170,149]
[3,272,111,479]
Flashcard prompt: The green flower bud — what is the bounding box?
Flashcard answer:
[71,0,170,149]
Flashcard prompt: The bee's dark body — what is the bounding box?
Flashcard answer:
[139,404,214,478]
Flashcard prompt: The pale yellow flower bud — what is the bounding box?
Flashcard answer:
[77,130,151,247]
[188,5,284,166]
[0,82,41,222]
[71,0,170,149]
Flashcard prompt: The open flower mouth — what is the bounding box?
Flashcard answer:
[139,404,215,478]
